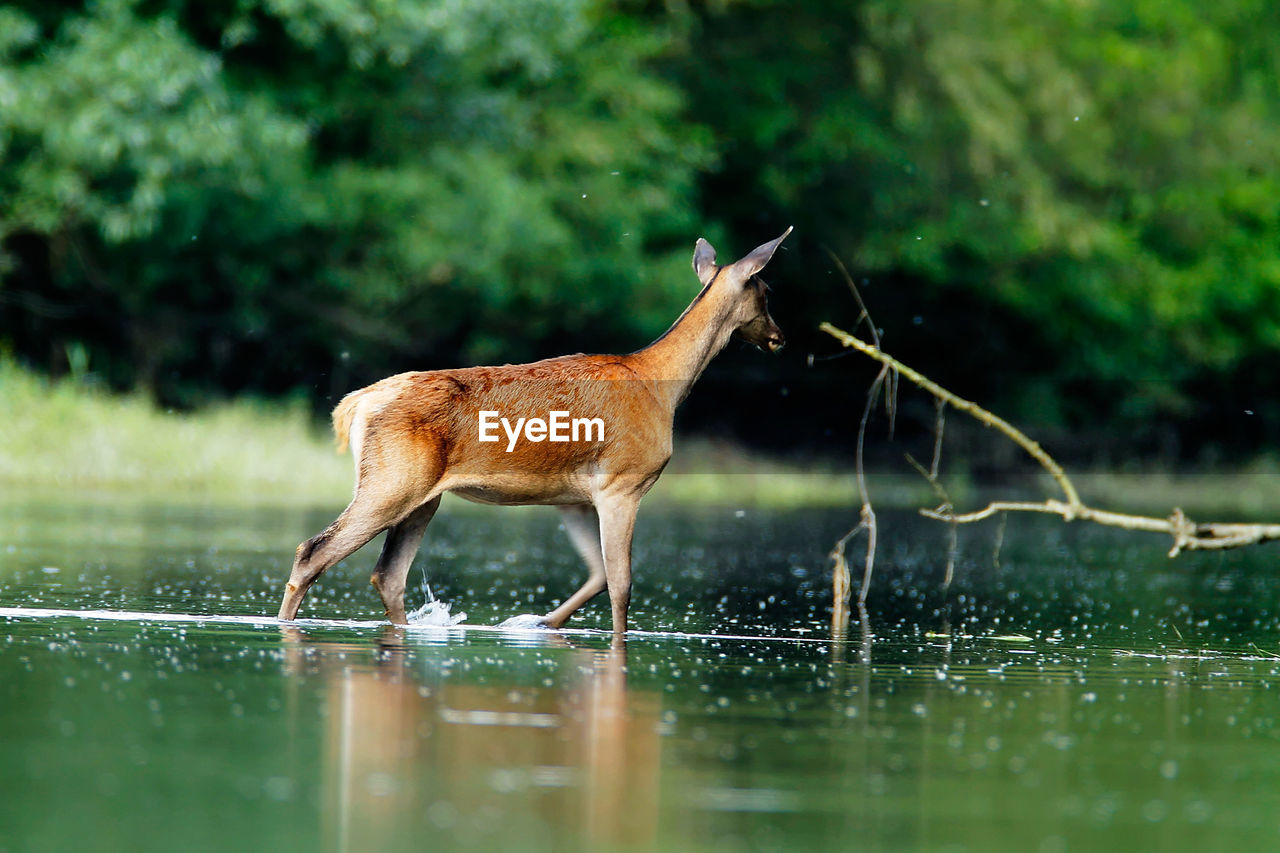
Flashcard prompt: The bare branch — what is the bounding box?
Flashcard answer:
[906,453,959,590]
[819,323,1083,511]
[820,322,1280,555]
[824,258,891,608]
[929,398,946,481]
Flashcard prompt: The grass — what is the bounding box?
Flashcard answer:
[0,359,351,504]
[647,439,931,509]
[1070,464,1280,520]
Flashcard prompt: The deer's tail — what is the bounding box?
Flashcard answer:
[331,390,365,454]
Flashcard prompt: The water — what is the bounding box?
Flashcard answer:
[3,490,1280,851]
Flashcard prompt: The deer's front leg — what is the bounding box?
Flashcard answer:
[595,493,640,635]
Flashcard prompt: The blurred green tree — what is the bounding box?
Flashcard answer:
[3,0,1279,461]
[666,0,1280,456]
[0,0,707,403]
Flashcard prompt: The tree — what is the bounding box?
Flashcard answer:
[664,0,1280,456]
[0,0,708,404]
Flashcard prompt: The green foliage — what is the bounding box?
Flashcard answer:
[669,0,1280,449]
[0,0,705,402]
[0,1,305,243]
[2,0,1279,459]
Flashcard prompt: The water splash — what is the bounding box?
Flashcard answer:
[497,613,551,630]
[407,572,467,627]
[407,597,466,626]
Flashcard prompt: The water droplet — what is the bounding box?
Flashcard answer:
[264,776,294,801]
[1141,799,1168,822]
[365,772,397,797]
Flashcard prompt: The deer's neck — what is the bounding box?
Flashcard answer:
[630,285,737,411]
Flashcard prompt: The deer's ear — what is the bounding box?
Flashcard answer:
[733,226,793,280]
[693,238,718,286]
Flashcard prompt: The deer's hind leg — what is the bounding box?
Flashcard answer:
[370,495,442,624]
[277,431,446,622]
[542,504,609,628]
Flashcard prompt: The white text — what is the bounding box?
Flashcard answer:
[478,410,605,452]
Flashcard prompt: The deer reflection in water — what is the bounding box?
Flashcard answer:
[280,628,660,850]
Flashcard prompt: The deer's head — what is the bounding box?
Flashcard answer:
[692,227,791,353]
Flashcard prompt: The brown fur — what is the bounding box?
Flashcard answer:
[277,229,791,633]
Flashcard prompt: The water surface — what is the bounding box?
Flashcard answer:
[3,491,1280,851]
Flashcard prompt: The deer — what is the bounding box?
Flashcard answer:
[276,227,792,634]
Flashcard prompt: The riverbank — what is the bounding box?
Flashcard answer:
[0,360,868,509]
[4,359,1277,518]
